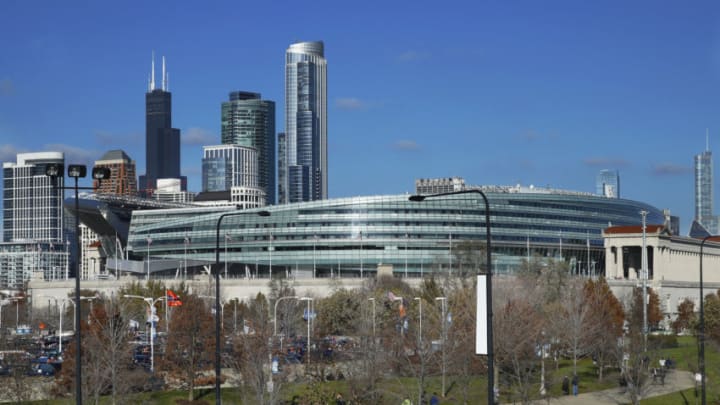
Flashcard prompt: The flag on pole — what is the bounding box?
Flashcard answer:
[167,289,182,307]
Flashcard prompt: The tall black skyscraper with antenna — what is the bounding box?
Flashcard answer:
[139,52,184,195]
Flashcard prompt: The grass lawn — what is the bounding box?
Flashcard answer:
[641,335,720,405]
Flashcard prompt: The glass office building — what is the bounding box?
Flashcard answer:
[221,91,276,204]
[695,149,717,233]
[1,152,69,288]
[126,188,665,277]
[596,169,620,198]
[281,41,327,204]
[3,152,65,243]
[202,145,260,192]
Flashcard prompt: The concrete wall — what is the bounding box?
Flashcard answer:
[28,276,423,309]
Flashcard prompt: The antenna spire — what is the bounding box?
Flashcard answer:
[707,128,710,152]
[150,51,156,91]
[162,56,167,91]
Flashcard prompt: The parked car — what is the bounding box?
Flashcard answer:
[28,363,56,377]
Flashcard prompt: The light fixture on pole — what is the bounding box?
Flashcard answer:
[405,234,409,278]
[413,297,422,345]
[122,294,166,372]
[435,296,447,397]
[299,297,314,367]
[184,236,189,280]
[410,189,493,405]
[273,295,299,338]
[46,163,110,405]
[368,297,376,337]
[698,235,718,405]
[313,235,318,279]
[214,209,270,405]
[640,210,648,351]
[146,237,152,281]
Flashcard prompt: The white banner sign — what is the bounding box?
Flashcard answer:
[476,275,488,355]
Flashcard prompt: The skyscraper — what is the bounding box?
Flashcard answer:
[221,91,276,204]
[2,152,65,242]
[139,53,184,195]
[202,144,259,192]
[93,149,138,196]
[280,41,327,203]
[695,140,717,233]
[201,145,266,208]
[596,169,620,198]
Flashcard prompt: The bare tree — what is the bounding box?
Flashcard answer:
[0,351,34,403]
[228,293,282,405]
[445,283,485,404]
[552,278,600,375]
[494,286,545,405]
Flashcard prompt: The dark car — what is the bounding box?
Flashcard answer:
[28,363,56,377]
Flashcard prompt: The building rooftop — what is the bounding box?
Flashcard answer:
[97,149,133,163]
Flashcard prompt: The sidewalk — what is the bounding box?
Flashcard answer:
[531,370,695,404]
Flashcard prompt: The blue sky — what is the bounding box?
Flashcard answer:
[1,0,720,234]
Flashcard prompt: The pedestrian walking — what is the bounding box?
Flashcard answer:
[562,375,569,395]
[430,392,440,405]
[401,396,412,405]
[572,374,579,396]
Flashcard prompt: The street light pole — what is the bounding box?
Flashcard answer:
[405,234,409,278]
[368,297,376,337]
[123,295,165,372]
[215,209,270,405]
[313,235,317,279]
[45,164,110,405]
[410,189,493,405]
[300,297,314,368]
[225,233,229,281]
[435,297,447,397]
[184,236,189,280]
[699,235,716,405]
[414,297,422,345]
[146,237,152,282]
[273,296,299,337]
[640,210,648,351]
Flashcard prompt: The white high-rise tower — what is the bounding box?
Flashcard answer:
[280,41,327,204]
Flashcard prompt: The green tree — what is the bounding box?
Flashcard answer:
[704,291,720,343]
[315,288,361,336]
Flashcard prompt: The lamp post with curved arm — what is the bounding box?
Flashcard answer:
[698,235,719,405]
[410,189,493,404]
[214,209,270,405]
[122,295,166,372]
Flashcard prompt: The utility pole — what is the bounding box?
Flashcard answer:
[641,210,648,352]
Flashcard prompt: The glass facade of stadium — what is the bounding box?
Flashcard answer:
[125,191,665,277]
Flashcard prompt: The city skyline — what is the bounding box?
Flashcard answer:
[2,1,720,234]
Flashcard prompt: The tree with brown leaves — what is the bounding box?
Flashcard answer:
[162,294,215,402]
